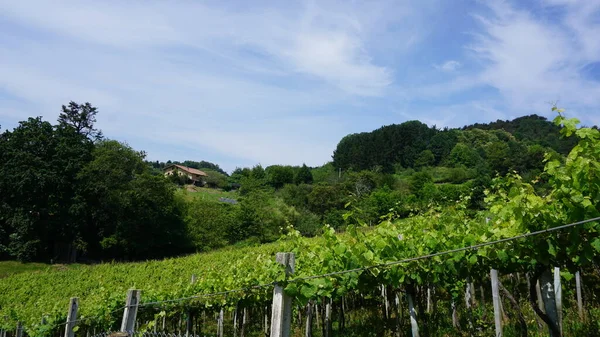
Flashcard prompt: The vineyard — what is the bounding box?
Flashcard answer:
[1,112,600,337]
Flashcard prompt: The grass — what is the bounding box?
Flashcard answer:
[0,261,75,278]
[176,185,239,202]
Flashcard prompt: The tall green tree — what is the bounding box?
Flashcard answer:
[294,164,313,184]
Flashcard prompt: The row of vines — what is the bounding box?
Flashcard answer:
[1,110,600,337]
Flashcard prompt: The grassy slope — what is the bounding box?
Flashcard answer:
[0,261,76,278]
[176,185,238,202]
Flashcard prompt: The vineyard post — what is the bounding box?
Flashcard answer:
[120,290,141,333]
[426,287,431,313]
[575,271,584,319]
[0,316,5,337]
[64,297,79,337]
[490,269,502,337]
[234,305,238,337]
[264,306,269,337]
[218,308,224,337]
[305,301,313,337]
[540,269,560,337]
[554,267,562,336]
[15,322,22,337]
[270,252,295,337]
[324,298,331,337]
[407,287,419,337]
[536,280,544,313]
[186,275,196,337]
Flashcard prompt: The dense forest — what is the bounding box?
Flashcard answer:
[0,102,587,263]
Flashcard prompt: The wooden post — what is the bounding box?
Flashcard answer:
[426,287,432,313]
[576,271,584,319]
[465,283,472,309]
[540,269,560,337]
[264,306,269,337]
[234,306,238,337]
[120,290,141,333]
[324,298,332,337]
[490,269,502,337]
[407,289,420,337]
[186,275,196,337]
[64,297,79,337]
[15,322,23,337]
[270,252,295,337]
[451,300,459,328]
[382,285,389,319]
[305,302,313,337]
[554,267,562,336]
[536,280,544,313]
[218,308,224,337]
[241,307,248,337]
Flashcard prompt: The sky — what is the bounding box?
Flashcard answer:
[1,0,600,173]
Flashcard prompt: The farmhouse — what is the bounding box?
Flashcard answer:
[163,164,208,185]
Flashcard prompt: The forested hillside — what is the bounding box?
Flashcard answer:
[0,103,592,264]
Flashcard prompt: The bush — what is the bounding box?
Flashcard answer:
[185,199,238,252]
[293,210,321,237]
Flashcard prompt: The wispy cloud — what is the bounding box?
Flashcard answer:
[434,60,461,72]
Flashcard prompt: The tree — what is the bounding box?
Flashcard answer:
[414,150,435,168]
[186,199,237,251]
[449,143,481,168]
[58,101,103,141]
[0,118,64,261]
[76,140,189,260]
[266,165,295,189]
[295,164,313,184]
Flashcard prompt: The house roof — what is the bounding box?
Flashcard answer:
[164,164,208,177]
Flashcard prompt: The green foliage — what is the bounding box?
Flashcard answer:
[307,184,347,216]
[449,143,481,168]
[409,171,433,195]
[77,140,189,260]
[202,169,228,189]
[0,103,190,262]
[414,149,435,168]
[294,164,314,184]
[280,183,313,210]
[186,199,238,251]
[332,120,436,171]
[266,165,295,189]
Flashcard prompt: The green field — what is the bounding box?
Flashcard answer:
[0,261,75,278]
[176,185,239,202]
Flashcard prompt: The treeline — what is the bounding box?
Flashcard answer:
[332,115,575,173]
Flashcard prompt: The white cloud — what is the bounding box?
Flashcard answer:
[434,60,461,72]
[406,1,600,125]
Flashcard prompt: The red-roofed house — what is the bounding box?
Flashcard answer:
[164,164,208,186]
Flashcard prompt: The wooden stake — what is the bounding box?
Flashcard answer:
[305,302,313,337]
[64,298,79,337]
[490,269,503,337]
[407,289,420,337]
[218,308,224,337]
[270,252,295,337]
[554,267,562,336]
[120,290,141,333]
[576,271,584,319]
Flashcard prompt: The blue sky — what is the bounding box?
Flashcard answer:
[1,0,599,172]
